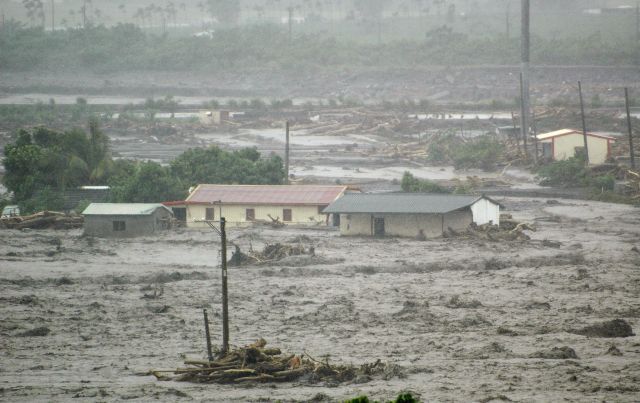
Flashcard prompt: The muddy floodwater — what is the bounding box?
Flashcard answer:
[1,197,639,402]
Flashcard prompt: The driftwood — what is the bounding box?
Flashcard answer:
[229,243,310,266]
[0,211,83,230]
[150,339,401,385]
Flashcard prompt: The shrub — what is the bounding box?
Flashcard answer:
[401,171,450,193]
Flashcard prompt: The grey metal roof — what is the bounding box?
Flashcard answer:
[323,193,485,214]
[82,203,171,216]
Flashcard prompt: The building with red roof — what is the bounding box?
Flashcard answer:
[175,184,348,228]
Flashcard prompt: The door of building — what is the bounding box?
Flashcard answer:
[373,217,385,237]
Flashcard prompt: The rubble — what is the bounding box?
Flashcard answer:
[0,211,83,230]
[150,338,403,385]
[229,243,313,266]
[443,219,534,242]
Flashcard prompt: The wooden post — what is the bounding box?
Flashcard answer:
[203,309,213,362]
[285,120,290,184]
[578,81,590,164]
[520,0,530,158]
[220,217,229,354]
[625,87,636,170]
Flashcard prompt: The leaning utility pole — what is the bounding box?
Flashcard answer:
[625,87,636,170]
[285,120,290,184]
[578,81,590,165]
[520,0,531,159]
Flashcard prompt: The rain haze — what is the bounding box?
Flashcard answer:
[1,0,639,402]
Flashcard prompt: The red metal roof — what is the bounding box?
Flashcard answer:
[186,185,347,206]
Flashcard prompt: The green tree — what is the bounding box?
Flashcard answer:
[109,161,185,203]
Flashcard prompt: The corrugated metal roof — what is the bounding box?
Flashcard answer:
[537,129,616,141]
[323,193,486,214]
[186,185,347,205]
[82,203,171,216]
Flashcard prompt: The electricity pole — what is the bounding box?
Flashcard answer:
[200,215,230,355]
[625,88,636,170]
[520,0,531,159]
[285,120,290,184]
[578,81,590,165]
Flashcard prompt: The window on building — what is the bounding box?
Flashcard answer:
[283,209,292,222]
[205,208,215,221]
[113,221,126,231]
[245,208,255,221]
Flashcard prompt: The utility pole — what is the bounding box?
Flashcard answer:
[506,1,510,40]
[82,0,86,28]
[531,107,539,164]
[519,72,528,156]
[287,6,293,43]
[51,0,54,32]
[285,120,290,184]
[220,217,229,354]
[521,0,530,159]
[578,81,590,165]
[625,87,636,170]
[636,3,640,66]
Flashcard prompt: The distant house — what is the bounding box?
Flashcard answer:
[183,184,348,228]
[200,110,230,124]
[62,186,111,212]
[82,203,173,238]
[536,129,615,165]
[323,193,501,238]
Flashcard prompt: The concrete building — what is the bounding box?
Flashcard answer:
[537,129,615,165]
[82,203,173,238]
[184,184,347,228]
[323,193,501,238]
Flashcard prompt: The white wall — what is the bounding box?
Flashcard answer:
[470,198,500,226]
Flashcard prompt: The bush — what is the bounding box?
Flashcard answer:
[451,136,505,171]
[401,171,450,193]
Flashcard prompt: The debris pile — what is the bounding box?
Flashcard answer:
[0,211,83,230]
[229,243,312,266]
[443,217,534,242]
[151,338,402,384]
[624,169,640,199]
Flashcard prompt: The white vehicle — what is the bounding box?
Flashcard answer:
[1,205,20,218]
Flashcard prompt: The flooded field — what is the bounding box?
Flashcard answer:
[1,197,639,401]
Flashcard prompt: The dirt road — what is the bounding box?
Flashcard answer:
[1,197,639,402]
